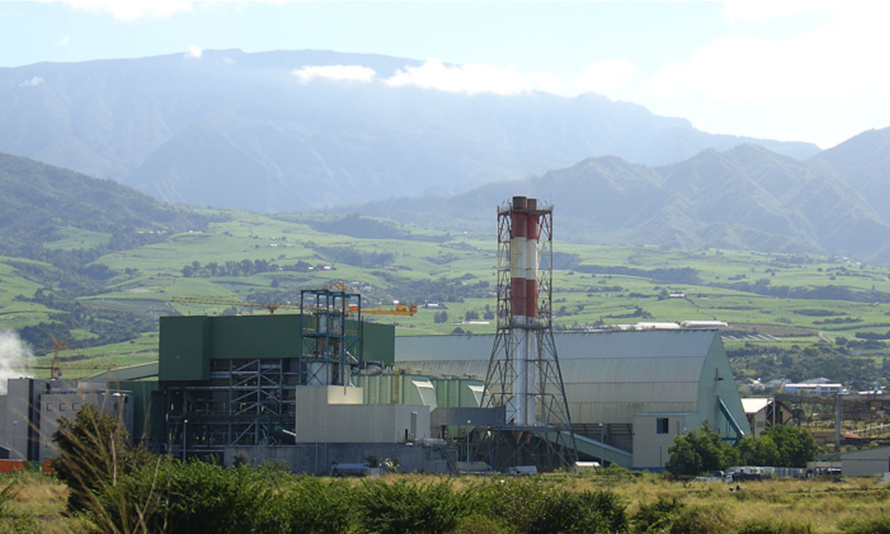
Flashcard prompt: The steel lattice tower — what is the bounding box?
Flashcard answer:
[482,196,576,471]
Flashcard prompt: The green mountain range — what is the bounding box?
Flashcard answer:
[356,130,890,264]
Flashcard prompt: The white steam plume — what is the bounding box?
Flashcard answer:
[0,330,32,394]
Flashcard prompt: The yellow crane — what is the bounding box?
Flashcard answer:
[351,303,418,316]
[47,334,72,380]
[169,296,300,314]
[170,296,417,316]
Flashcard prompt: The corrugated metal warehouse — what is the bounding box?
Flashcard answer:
[395,329,750,469]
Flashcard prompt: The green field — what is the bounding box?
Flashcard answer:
[3,209,890,383]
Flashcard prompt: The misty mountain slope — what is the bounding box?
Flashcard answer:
[813,127,890,225]
[0,151,211,255]
[351,145,890,264]
[0,49,819,212]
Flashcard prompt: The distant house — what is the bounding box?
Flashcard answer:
[783,383,844,396]
[741,398,793,437]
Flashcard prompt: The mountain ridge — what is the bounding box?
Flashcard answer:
[349,138,890,264]
[0,49,819,213]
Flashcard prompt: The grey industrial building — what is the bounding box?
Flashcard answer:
[395,329,750,469]
[0,317,749,472]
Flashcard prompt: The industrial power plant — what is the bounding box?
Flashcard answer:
[0,196,749,473]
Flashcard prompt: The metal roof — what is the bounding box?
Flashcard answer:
[395,330,735,425]
[396,330,718,384]
[741,398,771,414]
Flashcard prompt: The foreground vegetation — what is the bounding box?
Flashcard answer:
[7,461,890,534]
[0,406,874,534]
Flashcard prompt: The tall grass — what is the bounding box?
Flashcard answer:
[38,405,890,533]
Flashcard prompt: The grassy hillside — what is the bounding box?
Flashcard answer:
[4,208,890,386]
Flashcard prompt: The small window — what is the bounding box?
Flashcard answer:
[72,403,79,411]
[59,403,66,412]
[656,418,669,434]
[46,403,53,412]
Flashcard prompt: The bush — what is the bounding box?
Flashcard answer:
[666,422,739,477]
[51,404,141,512]
[840,515,890,534]
[148,462,270,534]
[356,479,473,534]
[737,519,814,534]
[266,476,352,534]
[668,506,728,534]
[632,496,685,533]
[0,516,41,534]
[453,513,511,534]
[89,456,285,534]
[480,478,627,534]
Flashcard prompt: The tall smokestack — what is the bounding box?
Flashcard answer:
[483,195,576,471]
[510,196,528,322]
[525,198,538,319]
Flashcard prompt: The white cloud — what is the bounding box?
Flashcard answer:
[186,46,202,59]
[19,76,44,87]
[384,59,533,96]
[722,0,836,24]
[644,3,890,103]
[56,36,71,48]
[571,59,638,98]
[532,71,566,96]
[56,0,192,21]
[294,65,376,84]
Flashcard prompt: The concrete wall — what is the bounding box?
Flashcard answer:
[841,446,890,476]
[632,413,689,469]
[0,379,134,461]
[1,379,31,460]
[223,442,451,475]
[294,386,430,443]
[38,390,133,459]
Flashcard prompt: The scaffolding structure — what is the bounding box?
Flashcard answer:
[300,287,363,386]
[164,287,365,459]
[482,196,576,471]
[165,358,301,458]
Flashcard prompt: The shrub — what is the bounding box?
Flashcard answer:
[480,478,627,534]
[668,506,728,534]
[0,515,41,534]
[666,422,739,477]
[267,476,352,534]
[0,481,40,534]
[453,513,511,534]
[840,515,890,534]
[93,456,273,534]
[737,519,814,534]
[161,463,269,534]
[632,496,685,533]
[51,404,136,512]
[356,479,473,534]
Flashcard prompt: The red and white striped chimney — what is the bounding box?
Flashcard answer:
[510,196,528,322]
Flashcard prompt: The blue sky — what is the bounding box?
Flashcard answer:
[1,1,887,148]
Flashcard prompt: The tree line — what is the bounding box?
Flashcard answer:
[665,423,819,477]
[181,259,322,278]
